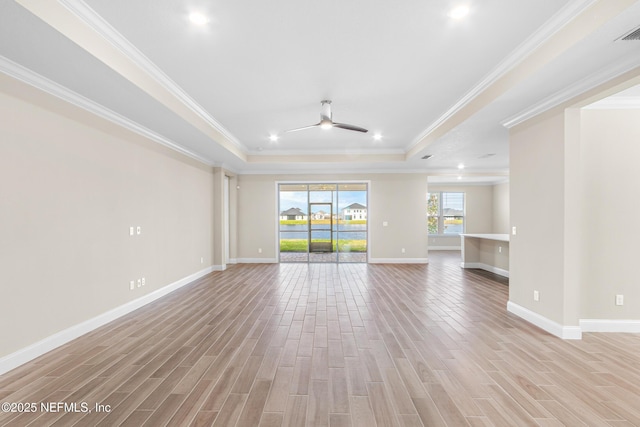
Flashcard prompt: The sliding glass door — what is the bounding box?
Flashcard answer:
[278,182,368,263]
[336,183,367,263]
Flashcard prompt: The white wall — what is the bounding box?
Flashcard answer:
[237,173,429,262]
[0,84,215,360]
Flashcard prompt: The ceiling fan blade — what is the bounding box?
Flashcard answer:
[285,123,320,133]
[333,122,368,133]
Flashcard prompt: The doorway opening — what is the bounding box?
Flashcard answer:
[278,182,368,263]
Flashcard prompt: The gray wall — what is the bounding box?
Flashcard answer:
[428,183,508,249]
[0,85,215,359]
[580,109,640,319]
[492,182,510,234]
[509,106,640,327]
[510,111,567,324]
[237,173,429,262]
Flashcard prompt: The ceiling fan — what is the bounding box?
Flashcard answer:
[286,100,368,134]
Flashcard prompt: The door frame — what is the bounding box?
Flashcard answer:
[275,180,371,263]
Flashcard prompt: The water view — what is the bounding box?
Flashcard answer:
[279,223,367,240]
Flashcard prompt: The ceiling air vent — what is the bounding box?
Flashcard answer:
[618,25,640,41]
[421,154,433,160]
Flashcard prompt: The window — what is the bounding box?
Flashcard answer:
[428,192,465,235]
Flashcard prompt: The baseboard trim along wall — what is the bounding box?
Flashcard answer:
[580,319,640,333]
[236,258,278,264]
[237,258,431,264]
[461,262,509,278]
[369,258,429,264]
[0,265,217,376]
[507,301,583,340]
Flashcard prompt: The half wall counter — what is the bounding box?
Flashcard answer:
[460,234,509,278]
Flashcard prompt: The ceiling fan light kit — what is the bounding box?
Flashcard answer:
[286,100,368,134]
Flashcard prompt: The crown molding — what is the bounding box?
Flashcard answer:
[248,147,406,157]
[57,0,245,152]
[238,167,431,175]
[501,56,640,128]
[407,0,598,151]
[428,180,508,187]
[0,55,214,166]
[582,96,640,109]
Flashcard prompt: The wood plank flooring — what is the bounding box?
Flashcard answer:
[1,251,640,426]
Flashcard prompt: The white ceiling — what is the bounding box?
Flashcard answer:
[1,0,639,183]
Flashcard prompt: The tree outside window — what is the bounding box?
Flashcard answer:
[427,193,440,234]
[428,192,465,235]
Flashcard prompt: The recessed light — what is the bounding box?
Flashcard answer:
[373,133,383,141]
[269,134,279,142]
[458,163,465,169]
[457,176,462,180]
[189,12,210,26]
[449,5,470,20]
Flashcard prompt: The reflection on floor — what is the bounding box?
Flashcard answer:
[280,252,367,263]
[4,251,640,426]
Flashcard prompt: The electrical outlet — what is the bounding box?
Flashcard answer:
[616,294,624,306]
[401,248,406,253]
[129,227,134,236]
[201,257,204,264]
[499,246,502,253]
[258,248,262,253]
[512,226,517,235]
[141,277,145,286]
[129,280,134,291]
[533,290,539,301]
[137,279,141,288]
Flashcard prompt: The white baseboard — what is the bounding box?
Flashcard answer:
[236,258,278,264]
[580,319,640,333]
[461,262,509,278]
[227,258,238,265]
[429,246,461,251]
[369,258,429,264]
[0,265,216,376]
[212,264,226,271]
[507,301,582,340]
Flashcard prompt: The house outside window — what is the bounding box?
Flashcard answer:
[340,203,367,221]
[280,207,308,221]
[428,192,465,235]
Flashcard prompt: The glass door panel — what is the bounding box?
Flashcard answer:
[309,185,337,262]
[337,183,368,263]
[279,184,309,262]
[278,182,367,263]
[309,203,333,254]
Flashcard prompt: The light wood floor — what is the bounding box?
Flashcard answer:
[1,252,640,426]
